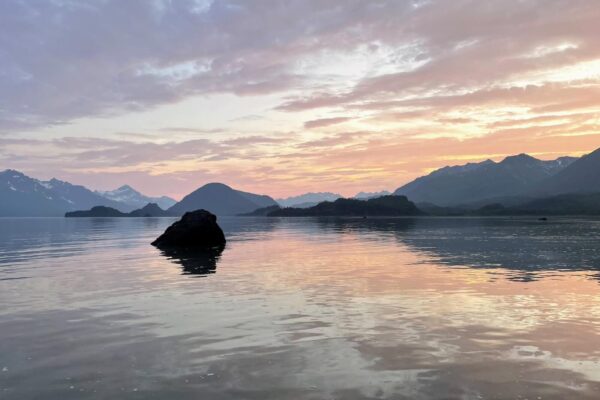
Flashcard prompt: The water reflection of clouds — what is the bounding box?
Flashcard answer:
[306,217,600,281]
[2,217,600,399]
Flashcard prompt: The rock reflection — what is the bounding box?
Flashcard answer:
[158,245,225,276]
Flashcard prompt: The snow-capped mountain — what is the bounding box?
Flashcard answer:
[96,185,176,211]
[0,170,129,216]
[394,154,579,206]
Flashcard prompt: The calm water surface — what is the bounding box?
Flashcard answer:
[1,217,600,399]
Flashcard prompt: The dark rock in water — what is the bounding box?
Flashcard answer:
[538,217,548,221]
[151,209,226,249]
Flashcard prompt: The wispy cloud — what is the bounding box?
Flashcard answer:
[304,117,351,129]
[0,0,599,196]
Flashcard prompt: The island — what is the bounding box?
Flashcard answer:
[65,203,174,217]
[267,195,424,217]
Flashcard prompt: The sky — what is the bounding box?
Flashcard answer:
[1,0,599,199]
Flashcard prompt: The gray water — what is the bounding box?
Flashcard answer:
[1,216,600,399]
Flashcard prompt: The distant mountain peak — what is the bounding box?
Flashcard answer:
[354,190,391,200]
[116,184,136,191]
[47,177,71,186]
[394,151,584,206]
[514,153,533,159]
[140,202,162,210]
[169,182,277,215]
[2,168,25,176]
[530,146,600,196]
[277,192,342,208]
[501,153,539,165]
[432,159,495,177]
[202,182,233,190]
[97,184,176,211]
[555,156,578,163]
[130,202,169,216]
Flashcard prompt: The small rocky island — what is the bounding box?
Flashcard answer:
[65,203,173,217]
[266,195,424,217]
[152,209,226,249]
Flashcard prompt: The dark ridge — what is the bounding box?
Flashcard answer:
[393,151,582,206]
[65,206,127,218]
[268,195,424,217]
[128,203,173,217]
[168,182,278,216]
[66,203,172,217]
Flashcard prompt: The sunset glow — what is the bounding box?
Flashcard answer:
[1,0,599,198]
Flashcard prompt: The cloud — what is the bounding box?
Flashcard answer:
[2,127,598,199]
[0,0,413,131]
[1,0,599,197]
[2,1,599,134]
[277,1,600,117]
[304,117,351,129]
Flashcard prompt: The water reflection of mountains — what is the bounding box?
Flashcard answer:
[311,217,600,281]
[160,216,600,280]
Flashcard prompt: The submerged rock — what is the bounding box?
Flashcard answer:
[151,209,226,249]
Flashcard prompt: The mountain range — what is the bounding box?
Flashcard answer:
[0,170,130,216]
[2,146,599,217]
[276,190,391,208]
[0,170,277,217]
[96,185,176,211]
[394,152,588,206]
[530,148,600,197]
[276,192,342,208]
